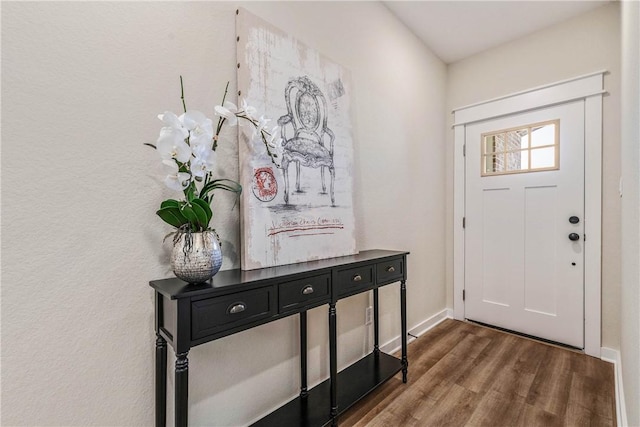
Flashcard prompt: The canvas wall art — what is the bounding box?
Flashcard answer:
[237,9,357,270]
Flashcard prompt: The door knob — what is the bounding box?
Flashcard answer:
[568,233,580,241]
[569,216,580,224]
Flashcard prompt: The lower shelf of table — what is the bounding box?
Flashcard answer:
[250,351,403,427]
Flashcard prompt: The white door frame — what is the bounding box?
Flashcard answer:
[452,71,606,357]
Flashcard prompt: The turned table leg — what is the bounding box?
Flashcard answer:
[300,311,308,398]
[329,302,338,425]
[155,334,167,427]
[401,280,408,383]
[175,351,189,427]
[373,288,380,353]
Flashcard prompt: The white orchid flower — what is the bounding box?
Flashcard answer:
[156,111,190,162]
[158,111,186,132]
[190,144,216,178]
[266,126,283,166]
[180,110,214,149]
[252,115,271,140]
[214,101,239,126]
[162,160,191,191]
[157,129,191,163]
[240,98,257,118]
[267,126,282,148]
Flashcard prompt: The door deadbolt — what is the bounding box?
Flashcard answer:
[568,233,580,241]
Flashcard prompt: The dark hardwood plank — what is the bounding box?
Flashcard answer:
[564,401,614,427]
[516,403,564,427]
[525,346,574,417]
[337,378,406,427]
[411,383,480,426]
[339,319,615,427]
[568,373,615,421]
[455,333,520,394]
[465,390,526,426]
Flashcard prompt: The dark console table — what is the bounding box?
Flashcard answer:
[150,249,409,427]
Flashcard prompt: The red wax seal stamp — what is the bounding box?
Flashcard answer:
[252,167,278,202]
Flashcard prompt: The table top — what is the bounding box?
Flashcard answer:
[150,249,409,299]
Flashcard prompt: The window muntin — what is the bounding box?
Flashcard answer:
[481,120,559,176]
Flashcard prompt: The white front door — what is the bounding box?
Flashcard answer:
[464,100,585,348]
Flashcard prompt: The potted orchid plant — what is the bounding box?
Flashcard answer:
[147,77,281,283]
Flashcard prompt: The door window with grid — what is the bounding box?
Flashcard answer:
[481,120,559,176]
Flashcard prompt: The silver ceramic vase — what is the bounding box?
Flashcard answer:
[171,231,222,283]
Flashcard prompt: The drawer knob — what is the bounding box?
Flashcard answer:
[386,266,395,273]
[228,303,246,314]
[353,274,362,282]
[302,285,314,295]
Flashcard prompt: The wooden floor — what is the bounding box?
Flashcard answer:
[339,319,615,427]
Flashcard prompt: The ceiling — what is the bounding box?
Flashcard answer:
[383,1,612,64]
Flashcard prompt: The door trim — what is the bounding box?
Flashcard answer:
[452,72,606,357]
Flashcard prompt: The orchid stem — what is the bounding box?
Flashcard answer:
[180,75,187,113]
[216,117,226,135]
[221,81,230,106]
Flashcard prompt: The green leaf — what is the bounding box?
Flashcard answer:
[160,199,181,209]
[180,205,198,228]
[191,198,213,225]
[186,183,197,202]
[156,207,188,228]
[200,179,242,200]
[190,201,209,229]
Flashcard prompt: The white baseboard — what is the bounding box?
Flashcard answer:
[601,347,627,427]
[380,308,453,354]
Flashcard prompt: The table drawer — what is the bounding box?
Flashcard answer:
[191,287,275,340]
[336,265,374,297]
[376,258,404,283]
[279,274,330,312]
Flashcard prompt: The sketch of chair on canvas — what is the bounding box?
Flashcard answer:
[278,76,335,206]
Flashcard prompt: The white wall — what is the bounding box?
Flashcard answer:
[620,1,640,424]
[445,3,622,350]
[1,2,447,425]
